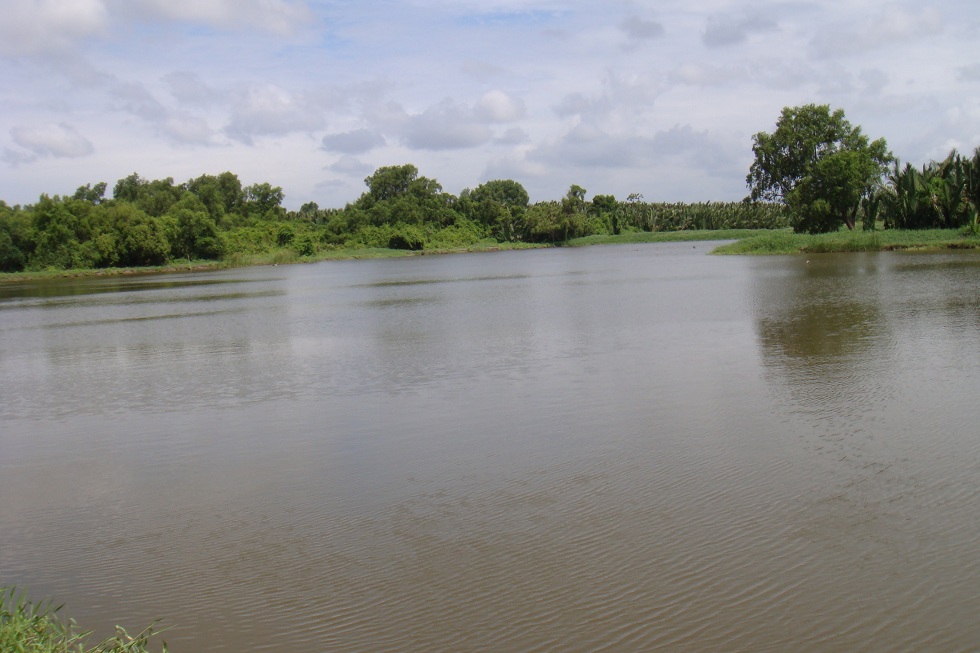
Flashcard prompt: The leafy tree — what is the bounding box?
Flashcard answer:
[789,149,884,234]
[747,104,890,233]
[113,173,145,203]
[165,194,223,260]
[469,179,529,209]
[558,185,588,240]
[297,201,321,224]
[523,201,562,242]
[30,195,95,269]
[98,203,170,266]
[113,174,183,217]
[0,202,27,272]
[353,164,460,228]
[362,164,420,203]
[243,182,285,220]
[466,179,530,241]
[185,172,244,224]
[591,194,619,234]
[73,182,107,204]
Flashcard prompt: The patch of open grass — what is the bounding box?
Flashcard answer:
[712,227,980,255]
[564,229,780,247]
[0,586,167,652]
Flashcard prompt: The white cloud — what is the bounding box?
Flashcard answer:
[327,155,373,177]
[959,64,980,83]
[1,0,978,209]
[495,127,529,145]
[0,0,108,55]
[225,85,324,144]
[811,5,943,58]
[321,129,386,154]
[619,16,664,43]
[474,90,525,122]
[122,0,313,34]
[702,11,777,48]
[394,99,496,151]
[460,60,507,82]
[162,115,214,145]
[163,71,223,106]
[8,122,94,161]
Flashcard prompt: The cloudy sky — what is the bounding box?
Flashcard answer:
[1,0,978,209]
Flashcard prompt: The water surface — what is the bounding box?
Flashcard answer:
[1,244,978,651]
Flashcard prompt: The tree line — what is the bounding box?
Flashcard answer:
[0,166,790,273]
[2,104,977,273]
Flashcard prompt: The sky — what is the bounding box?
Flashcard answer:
[1,0,978,210]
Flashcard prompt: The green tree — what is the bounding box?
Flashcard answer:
[243,182,285,219]
[113,174,183,217]
[467,179,530,241]
[746,104,890,233]
[98,203,170,266]
[362,164,420,203]
[166,194,223,260]
[30,195,96,269]
[0,202,27,272]
[185,172,244,224]
[72,182,107,204]
[789,149,884,234]
[353,164,460,229]
[591,194,619,234]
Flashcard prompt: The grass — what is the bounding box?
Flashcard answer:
[0,586,167,652]
[712,227,980,255]
[564,229,777,247]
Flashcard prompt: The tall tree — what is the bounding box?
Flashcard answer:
[746,104,890,233]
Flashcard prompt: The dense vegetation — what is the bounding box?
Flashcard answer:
[2,105,979,275]
[747,104,980,236]
[0,165,790,273]
[0,586,165,652]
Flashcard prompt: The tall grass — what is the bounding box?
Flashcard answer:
[712,227,980,255]
[0,586,167,653]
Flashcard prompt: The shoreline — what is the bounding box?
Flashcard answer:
[3,228,978,283]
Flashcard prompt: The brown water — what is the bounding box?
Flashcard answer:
[1,243,979,652]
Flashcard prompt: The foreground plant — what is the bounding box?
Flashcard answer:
[0,586,167,653]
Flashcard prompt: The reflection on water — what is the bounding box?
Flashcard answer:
[1,246,979,652]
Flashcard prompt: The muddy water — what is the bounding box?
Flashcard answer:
[1,244,978,651]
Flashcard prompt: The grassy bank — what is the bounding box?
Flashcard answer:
[712,227,980,255]
[0,586,166,652]
[4,228,978,284]
[564,229,777,247]
[0,241,550,283]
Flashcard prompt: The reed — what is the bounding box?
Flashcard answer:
[0,586,167,653]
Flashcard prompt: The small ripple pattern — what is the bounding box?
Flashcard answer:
[2,247,979,651]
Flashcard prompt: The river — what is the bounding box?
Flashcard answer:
[1,243,978,651]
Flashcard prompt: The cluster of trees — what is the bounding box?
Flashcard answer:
[0,172,293,272]
[747,104,980,234]
[0,165,789,273]
[3,104,975,273]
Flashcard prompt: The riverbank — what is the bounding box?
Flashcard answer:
[3,228,979,283]
[0,241,548,283]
